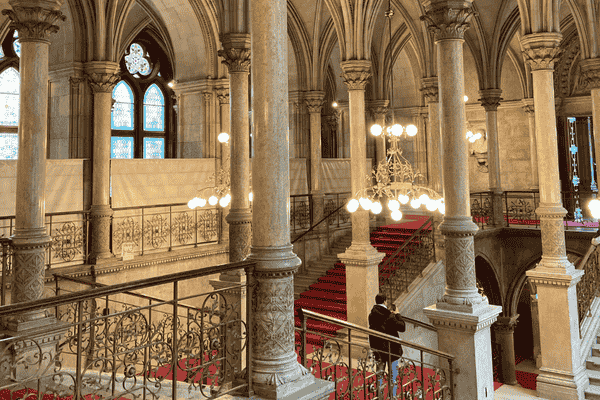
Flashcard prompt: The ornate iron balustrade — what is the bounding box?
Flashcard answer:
[0,237,11,306]
[296,308,454,400]
[470,191,493,229]
[324,192,351,228]
[503,191,540,228]
[0,211,88,270]
[0,260,255,400]
[290,194,312,234]
[378,217,435,304]
[112,203,221,256]
[576,237,600,327]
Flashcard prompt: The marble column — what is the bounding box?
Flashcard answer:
[521,32,587,400]
[85,62,120,264]
[305,91,325,228]
[219,34,252,267]
[421,2,501,399]
[2,0,65,328]
[421,77,443,195]
[479,89,505,227]
[530,285,542,369]
[215,84,231,247]
[580,58,600,188]
[522,98,539,190]
[369,100,389,226]
[327,112,340,158]
[494,315,519,385]
[248,0,332,397]
[338,60,385,330]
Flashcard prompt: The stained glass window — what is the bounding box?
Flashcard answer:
[143,84,164,131]
[111,137,134,159]
[0,68,20,126]
[13,31,20,58]
[0,133,18,159]
[111,81,134,130]
[143,138,165,159]
[0,45,4,59]
[125,43,150,76]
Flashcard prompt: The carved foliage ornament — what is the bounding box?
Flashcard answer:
[479,96,502,112]
[522,46,562,71]
[445,236,476,290]
[229,222,251,263]
[540,219,567,257]
[580,59,600,90]
[215,88,230,105]
[369,105,389,120]
[219,47,251,73]
[2,6,65,42]
[304,97,325,114]
[341,68,372,91]
[87,72,121,94]
[420,7,476,41]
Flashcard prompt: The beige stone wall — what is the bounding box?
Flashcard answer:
[48,74,71,159]
[177,90,211,158]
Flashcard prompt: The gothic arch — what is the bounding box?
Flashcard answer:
[287,1,310,91]
[475,254,503,307]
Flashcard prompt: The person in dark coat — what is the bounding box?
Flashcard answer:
[368,293,406,371]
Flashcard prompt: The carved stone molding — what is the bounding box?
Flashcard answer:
[89,206,114,263]
[540,218,567,258]
[479,89,502,112]
[367,99,389,119]
[304,91,325,114]
[520,33,563,71]
[2,5,65,43]
[11,239,50,305]
[340,60,372,91]
[580,58,600,90]
[85,62,121,94]
[219,47,251,73]
[215,87,230,105]
[444,236,476,291]
[522,98,535,115]
[495,315,519,334]
[420,2,476,41]
[421,77,439,103]
[228,220,252,263]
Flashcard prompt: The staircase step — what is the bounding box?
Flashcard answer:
[587,356,600,371]
[295,298,347,315]
[585,383,600,400]
[589,369,600,386]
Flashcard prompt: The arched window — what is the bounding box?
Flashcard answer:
[0,67,19,160]
[110,38,174,159]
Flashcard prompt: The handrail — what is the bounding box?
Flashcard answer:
[297,308,454,360]
[400,314,437,332]
[378,216,433,272]
[0,260,255,317]
[577,236,600,270]
[292,203,346,244]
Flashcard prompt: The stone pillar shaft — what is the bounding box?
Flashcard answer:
[368,100,389,167]
[421,77,443,195]
[305,91,325,227]
[523,99,539,190]
[3,1,65,326]
[495,315,519,385]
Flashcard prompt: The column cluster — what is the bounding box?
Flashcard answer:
[304,92,325,226]
[420,77,443,195]
[522,99,539,190]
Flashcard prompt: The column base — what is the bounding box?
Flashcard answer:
[252,370,334,400]
[536,365,588,400]
[89,205,114,264]
[424,303,502,399]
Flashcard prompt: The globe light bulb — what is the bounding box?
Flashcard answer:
[398,194,409,205]
[464,95,468,102]
[406,124,417,137]
[439,201,445,214]
[589,199,600,219]
[188,198,197,209]
[388,199,400,211]
[410,198,421,209]
[359,197,371,210]
[469,136,477,143]
[198,198,207,207]
[218,132,230,143]
[426,199,438,211]
[391,209,403,221]
[209,196,218,206]
[466,131,473,139]
[391,124,403,137]
[370,124,383,137]
[219,194,231,208]
[249,192,253,202]
[474,132,482,141]
[419,194,430,203]
[371,201,383,214]
[347,199,359,213]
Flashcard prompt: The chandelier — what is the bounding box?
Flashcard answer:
[187,132,253,210]
[346,3,444,222]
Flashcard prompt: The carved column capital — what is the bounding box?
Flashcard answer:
[367,99,389,119]
[421,77,439,103]
[420,1,476,41]
[520,33,563,71]
[2,4,65,43]
[304,91,325,114]
[340,60,372,91]
[85,62,121,93]
[479,89,503,112]
[219,34,251,73]
[495,315,519,333]
[580,58,600,90]
[215,87,230,105]
[522,98,535,115]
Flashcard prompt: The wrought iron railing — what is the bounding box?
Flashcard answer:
[0,237,11,306]
[0,211,89,269]
[111,203,221,257]
[0,260,255,400]
[576,236,600,327]
[296,308,454,399]
[378,217,435,303]
[503,191,540,228]
[290,194,312,234]
[324,192,352,228]
[470,191,493,229]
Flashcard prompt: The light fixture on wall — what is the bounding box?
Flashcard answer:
[187,133,253,209]
[345,1,444,221]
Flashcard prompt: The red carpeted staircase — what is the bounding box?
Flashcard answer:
[294,215,432,350]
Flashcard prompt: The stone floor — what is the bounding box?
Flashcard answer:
[495,359,548,400]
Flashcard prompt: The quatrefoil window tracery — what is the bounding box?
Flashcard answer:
[125,43,151,77]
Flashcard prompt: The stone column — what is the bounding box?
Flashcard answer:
[521,33,587,400]
[421,77,443,195]
[327,112,340,158]
[248,0,332,397]
[522,98,539,190]
[305,91,325,228]
[479,89,505,227]
[215,85,231,247]
[494,315,519,385]
[421,2,502,399]
[580,58,600,187]
[85,62,120,264]
[530,284,542,369]
[2,0,65,327]
[338,60,385,330]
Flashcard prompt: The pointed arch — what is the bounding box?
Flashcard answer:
[143,83,165,131]
[112,80,135,130]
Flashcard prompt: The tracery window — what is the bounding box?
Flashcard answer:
[0,67,19,160]
[111,36,174,159]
